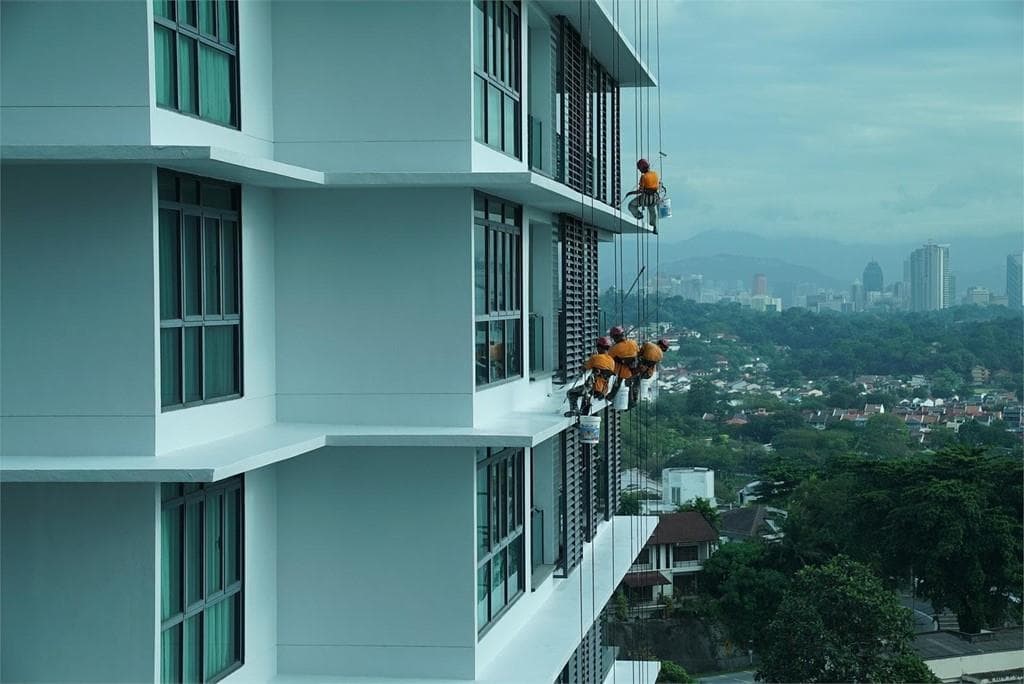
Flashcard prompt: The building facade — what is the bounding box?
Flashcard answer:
[862,260,883,294]
[909,242,951,311]
[0,1,661,682]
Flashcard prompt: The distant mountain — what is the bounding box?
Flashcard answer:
[658,254,845,291]
[599,230,1023,294]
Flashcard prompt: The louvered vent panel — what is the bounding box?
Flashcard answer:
[562,428,584,574]
[605,407,622,520]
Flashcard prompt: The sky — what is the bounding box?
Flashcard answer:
[618,0,1024,244]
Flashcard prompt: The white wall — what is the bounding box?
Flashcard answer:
[156,185,277,453]
[1,165,157,457]
[274,188,475,426]
[0,483,158,683]
[663,469,716,506]
[272,0,472,173]
[276,446,477,679]
[222,466,278,684]
[149,0,275,159]
[0,1,151,146]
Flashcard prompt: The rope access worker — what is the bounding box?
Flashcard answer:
[607,325,639,401]
[629,338,670,405]
[565,336,616,417]
[624,158,663,229]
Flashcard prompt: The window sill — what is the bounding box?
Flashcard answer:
[161,393,243,413]
[475,375,524,392]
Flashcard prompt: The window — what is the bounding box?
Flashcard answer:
[673,544,699,564]
[159,170,242,410]
[476,448,525,633]
[154,0,239,127]
[670,486,681,505]
[161,478,243,683]
[473,0,520,157]
[474,193,522,387]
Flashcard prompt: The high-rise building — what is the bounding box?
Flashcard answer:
[1008,253,1023,310]
[962,287,991,306]
[862,260,883,293]
[850,280,864,310]
[752,273,767,295]
[909,242,951,311]
[0,2,660,682]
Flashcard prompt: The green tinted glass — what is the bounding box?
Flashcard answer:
[155,27,176,107]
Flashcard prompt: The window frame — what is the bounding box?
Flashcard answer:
[476,447,526,635]
[474,193,523,389]
[160,477,245,683]
[153,0,241,129]
[473,0,521,158]
[159,169,243,411]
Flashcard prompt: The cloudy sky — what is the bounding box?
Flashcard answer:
[618,0,1023,244]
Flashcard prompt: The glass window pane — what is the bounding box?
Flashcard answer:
[506,318,521,379]
[475,322,489,386]
[199,45,235,126]
[183,614,201,684]
[202,184,234,210]
[198,0,215,34]
[499,459,508,537]
[487,2,495,78]
[506,457,514,535]
[491,549,507,614]
[474,194,486,219]
[222,221,239,315]
[487,230,497,312]
[162,483,182,502]
[161,506,183,620]
[161,625,182,684]
[178,36,197,115]
[473,0,485,72]
[474,76,485,144]
[183,216,202,317]
[204,324,239,398]
[503,94,516,155]
[180,178,200,204]
[225,487,240,584]
[477,465,489,557]
[159,209,181,320]
[489,464,499,544]
[218,0,234,43]
[161,328,182,407]
[185,500,203,605]
[495,231,505,310]
[204,218,221,315]
[489,319,505,382]
[508,536,522,598]
[154,0,174,19]
[158,171,177,201]
[155,26,176,108]
[509,233,518,310]
[184,327,202,402]
[179,0,197,26]
[204,594,239,678]
[205,493,223,595]
[477,563,489,628]
[487,84,501,147]
[474,224,486,316]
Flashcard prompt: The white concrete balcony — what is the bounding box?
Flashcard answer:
[671,559,702,571]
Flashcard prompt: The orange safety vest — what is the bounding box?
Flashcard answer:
[640,170,660,192]
[609,339,639,379]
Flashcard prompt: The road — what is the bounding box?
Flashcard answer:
[697,671,756,684]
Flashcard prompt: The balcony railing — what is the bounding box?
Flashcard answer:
[629,562,653,572]
[671,560,702,569]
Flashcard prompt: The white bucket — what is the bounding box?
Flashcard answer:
[639,378,654,401]
[578,415,601,445]
[612,387,630,411]
[658,197,672,219]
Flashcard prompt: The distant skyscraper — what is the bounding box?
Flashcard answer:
[752,273,767,295]
[862,261,883,293]
[909,242,951,311]
[851,280,864,310]
[1008,253,1023,310]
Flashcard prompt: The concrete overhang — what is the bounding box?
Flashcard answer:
[536,0,656,87]
[324,170,653,235]
[0,145,325,188]
[0,410,578,483]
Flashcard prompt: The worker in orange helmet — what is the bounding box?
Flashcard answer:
[629,338,670,405]
[606,325,639,402]
[624,158,662,228]
[565,336,617,416]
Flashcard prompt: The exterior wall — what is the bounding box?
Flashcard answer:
[272,0,472,173]
[925,651,1024,682]
[149,0,276,158]
[156,185,277,453]
[0,483,158,683]
[274,188,475,427]
[223,466,278,683]
[275,446,476,679]
[663,469,716,506]
[1,165,157,457]
[0,0,151,146]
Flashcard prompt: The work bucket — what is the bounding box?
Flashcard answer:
[578,415,601,445]
[639,378,654,401]
[612,388,630,411]
[658,197,672,219]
